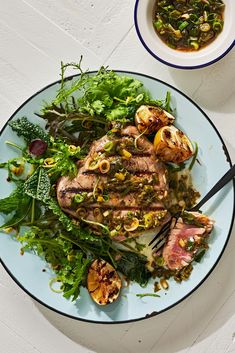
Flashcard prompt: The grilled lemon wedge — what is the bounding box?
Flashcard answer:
[87,259,122,305]
[154,125,194,164]
[135,105,175,134]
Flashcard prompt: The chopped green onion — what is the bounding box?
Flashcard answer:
[154,19,163,32]
[163,5,174,12]
[194,248,206,263]
[169,10,181,20]
[179,21,189,31]
[190,41,199,50]
[136,293,160,298]
[213,20,223,32]
[203,10,208,22]
[189,142,198,171]
[49,278,63,293]
[135,93,144,103]
[190,13,199,24]
[164,91,171,113]
[207,13,218,22]
[104,141,114,152]
[74,193,87,204]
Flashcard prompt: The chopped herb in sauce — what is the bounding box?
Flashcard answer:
[136,293,160,298]
[153,0,225,51]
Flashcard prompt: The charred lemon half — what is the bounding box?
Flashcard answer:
[87,259,122,305]
[135,105,175,134]
[154,125,194,164]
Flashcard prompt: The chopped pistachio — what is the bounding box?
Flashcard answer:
[97,195,105,203]
[154,281,161,292]
[115,172,126,181]
[3,227,14,233]
[179,238,186,248]
[103,210,110,217]
[160,278,169,290]
[120,149,132,159]
[110,229,118,237]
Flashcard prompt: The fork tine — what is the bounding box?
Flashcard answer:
[148,219,171,246]
[152,236,167,251]
[151,226,170,249]
[151,217,179,250]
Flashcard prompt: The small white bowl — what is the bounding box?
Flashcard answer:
[134,0,235,69]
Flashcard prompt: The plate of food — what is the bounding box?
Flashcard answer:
[0,62,234,323]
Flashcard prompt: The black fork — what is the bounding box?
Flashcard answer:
[149,164,235,250]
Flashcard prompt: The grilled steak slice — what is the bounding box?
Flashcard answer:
[57,125,169,240]
[162,211,214,271]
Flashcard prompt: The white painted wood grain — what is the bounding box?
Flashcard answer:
[0,268,95,353]
[22,0,134,58]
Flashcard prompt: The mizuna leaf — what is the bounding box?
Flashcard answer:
[0,184,25,214]
[0,200,31,229]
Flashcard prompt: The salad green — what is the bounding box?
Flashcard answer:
[0,62,202,303]
[0,63,171,300]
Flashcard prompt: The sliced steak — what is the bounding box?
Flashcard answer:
[57,125,169,240]
[162,211,214,271]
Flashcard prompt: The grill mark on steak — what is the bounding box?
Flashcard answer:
[80,155,159,175]
[57,125,169,239]
[81,170,158,175]
[63,205,165,212]
[60,187,93,195]
[59,190,164,209]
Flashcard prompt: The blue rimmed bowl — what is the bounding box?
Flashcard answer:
[134,0,235,69]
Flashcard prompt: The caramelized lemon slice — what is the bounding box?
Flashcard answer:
[154,125,194,164]
[87,259,122,305]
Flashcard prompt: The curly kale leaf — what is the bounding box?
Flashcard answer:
[24,167,51,202]
[9,117,50,143]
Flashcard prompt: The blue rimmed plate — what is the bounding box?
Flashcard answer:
[0,71,234,323]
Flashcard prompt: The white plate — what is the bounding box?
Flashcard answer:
[0,71,234,323]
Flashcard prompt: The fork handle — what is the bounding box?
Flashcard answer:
[191,164,235,212]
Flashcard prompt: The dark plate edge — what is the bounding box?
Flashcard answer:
[0,70,234,325]
[134,0,235,70]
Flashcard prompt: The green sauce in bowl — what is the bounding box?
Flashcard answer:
[153,0,225,51]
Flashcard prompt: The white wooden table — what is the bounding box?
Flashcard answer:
[0,1,235,352]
